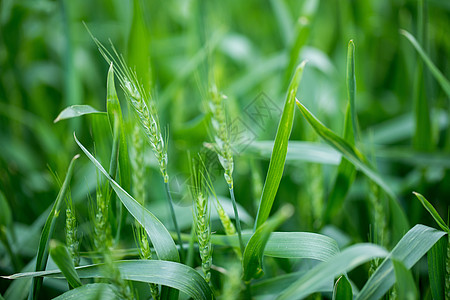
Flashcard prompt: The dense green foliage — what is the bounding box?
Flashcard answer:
[0,0,449,299]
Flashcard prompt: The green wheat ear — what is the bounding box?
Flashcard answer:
[190,155,213,283]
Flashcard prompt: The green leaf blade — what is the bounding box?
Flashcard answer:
[243,205,293,282]
[427,236,447,300]
[413,192,449,232]
[255,61,306,229]
[356,224,447,300]
[29,155,79,300]
[332,275,353,300]
[49,240,82,289]
[54,105,105,123]
[74,134,179,263]
[392,259,418,300]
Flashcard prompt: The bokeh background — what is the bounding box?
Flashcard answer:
[0,0,449,298]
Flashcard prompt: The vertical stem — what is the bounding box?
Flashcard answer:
[229,185,245,257]
[164,182,185,262]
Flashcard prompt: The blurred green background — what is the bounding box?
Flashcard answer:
[0,0,449,297]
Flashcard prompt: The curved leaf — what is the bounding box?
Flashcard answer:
[356,224,446,300]
[49,240,81,289]
[6,260,214,300]
[277,243,388,300]
[74,134,179,262]
[400,29,450,98]
[295,100,409,242]
[54,105,105,123]
[255,61,306,229]
[53,283,117,300]
[243,204,293,282]
[413,192,449,232]
[212,231,339,261]
[332,275,352,300]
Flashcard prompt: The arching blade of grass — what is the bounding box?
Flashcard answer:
[243,204,293,282]
[28,154,79,300]
[254,61,306,230]
[49,240,82,289]
[296,100,409,242]
[413,192,449,232]
[6,260,214,300]
[277,244,388,300]
[53,283,116,300]
[74,134,180,263]
[400,30,450,98]
[427,236,447,300]
[54,105,105,123]
[212,232,339,261]
[392,259,418,300]
[356,224,446,300]
[326,40,357,221]
[332,275,352,300]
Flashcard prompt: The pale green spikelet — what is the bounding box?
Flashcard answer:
[134,226,160,300]
[131,121,146,205]
[216,200,236,236]
[190,157,212,282]
[209,85,234,187]
[65,203,80,267]
[93,182,113,252]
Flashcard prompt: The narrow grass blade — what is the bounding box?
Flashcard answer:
[74,134,180,262]
[54,105,105,123]
[356,224,446,300]
[296,100,409,241]
[243,204,293,282]
[6,260,214,300]
[400,30,450,98]
[326,40,357,220]
[392,259,418,300]
[277,244,388,300]
[28,154,79,300]
[413,192,449,232]
[212,231,339,261]
[49,240,82,289]
[427,236,447,300]
[254,61,306,229]
[53,283,117,300]
[332,275,352,300]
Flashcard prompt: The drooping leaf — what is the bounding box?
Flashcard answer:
[243,204,293,282]
[54,105,105,123]
[392,259,418,300]
[413,192,449,232]
[332,275,353,300]
[28,155,79,300]
[277,244,388,300]
[212,231,339,261]
[295,100,409,242]
[74,134,179,262]
[49,240,82,289]
[6,260,214,300]
[356,224,446,300]
[53,283,117,300]
[400,29,450,98]
[255,61,306,229]
[427,236,447,300]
